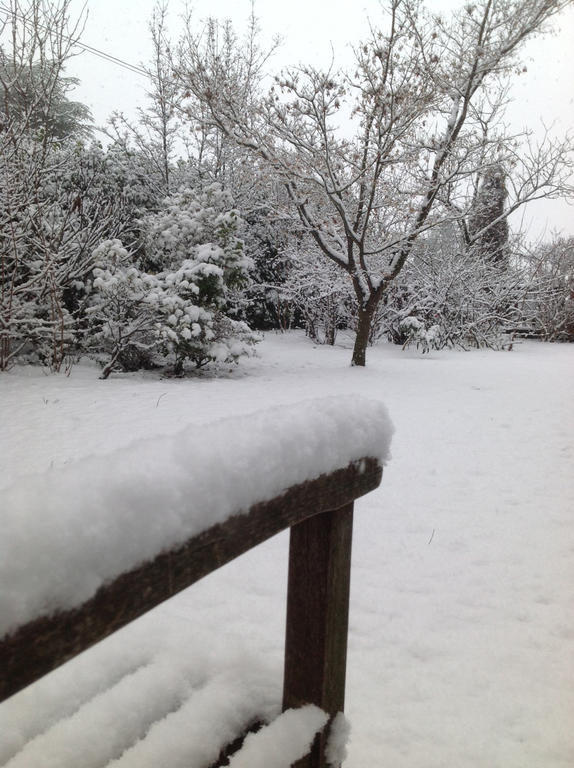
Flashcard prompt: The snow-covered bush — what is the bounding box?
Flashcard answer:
[373,225,528,351]
[522,237,574,341]
[139,184,258,372]
[87,186,259,377]
[280,245,354,345]
[398,317,443,353]
[149,269,258,372]
[85,240,159,378]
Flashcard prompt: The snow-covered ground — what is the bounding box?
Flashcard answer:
[1,332,573,767]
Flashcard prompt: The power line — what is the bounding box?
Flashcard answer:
[0,5,149,78]
[72,40,148,78]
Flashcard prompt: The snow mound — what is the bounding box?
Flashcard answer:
[0,396,393,637]
[227,705,328,768]
[325,712,351,766]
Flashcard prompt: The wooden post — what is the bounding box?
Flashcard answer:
[282,502,354,768]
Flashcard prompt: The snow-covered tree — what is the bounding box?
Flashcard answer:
[176,0,574,365]
[0,0,92,369]
[0,133,162,371]
[468,164,510,264]
[230,210,296,331]
[176,10,278,189]
[0,60,92,142]
[0,1,262,376]
[0,1,92,143]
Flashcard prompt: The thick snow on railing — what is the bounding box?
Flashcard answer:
[0,396,393,638]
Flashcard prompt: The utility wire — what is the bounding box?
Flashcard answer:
[72,40,148,77]
[0,5,149,78]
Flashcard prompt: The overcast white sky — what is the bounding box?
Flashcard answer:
[64,0,574,239]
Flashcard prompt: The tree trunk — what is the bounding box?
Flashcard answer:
[351,305,375,366]
[100,343,123,380]
[325,321,336,346]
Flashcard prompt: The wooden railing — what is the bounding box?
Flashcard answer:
[0,456,383,768]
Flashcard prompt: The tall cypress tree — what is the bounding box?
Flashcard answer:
[469,164,509,264]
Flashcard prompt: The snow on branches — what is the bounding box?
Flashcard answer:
[87,186,259,378]
[176,0,574,365]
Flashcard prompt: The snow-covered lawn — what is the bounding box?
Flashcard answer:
[1,333,573,767]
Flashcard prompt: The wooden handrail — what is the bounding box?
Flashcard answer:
[0,456,383,767]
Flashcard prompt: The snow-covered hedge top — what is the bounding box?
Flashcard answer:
[0,396,393,638]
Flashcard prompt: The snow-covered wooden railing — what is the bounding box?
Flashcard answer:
[0,398,393,768]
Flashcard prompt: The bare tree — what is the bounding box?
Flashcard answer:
[176,0,574,365]
[108,2,179,196]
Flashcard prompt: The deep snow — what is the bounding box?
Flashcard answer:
[1,332,573,767]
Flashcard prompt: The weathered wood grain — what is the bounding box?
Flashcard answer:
[283,503,354,768]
